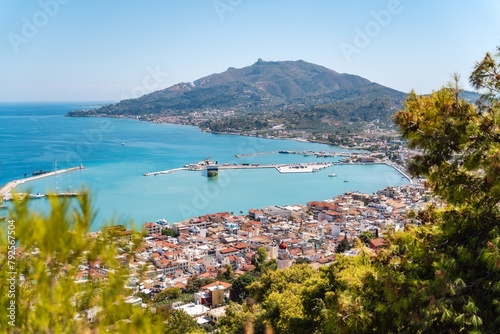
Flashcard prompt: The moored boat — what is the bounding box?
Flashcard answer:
[206,165,219,177]
[29,192,46,199]
[46,192,80,198]
[32,170,49,176]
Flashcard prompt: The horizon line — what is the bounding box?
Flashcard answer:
[0,100,117,104]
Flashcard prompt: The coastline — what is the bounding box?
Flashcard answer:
[383,162,413,183]
[64,114,413,181]
[0,165,85,199]
[3,103,412,230]
[66,113,342,147]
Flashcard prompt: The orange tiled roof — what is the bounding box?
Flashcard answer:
[219,247,238,254]
[201,280,232,290]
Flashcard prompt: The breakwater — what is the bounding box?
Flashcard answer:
[144,162,334,176]
[143,154,413,182]
[0,165,85,200]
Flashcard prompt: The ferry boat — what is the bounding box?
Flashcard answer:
[204,157,219,177]
[206,165,219,177]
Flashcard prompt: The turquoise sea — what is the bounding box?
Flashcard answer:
[0,102,409,230]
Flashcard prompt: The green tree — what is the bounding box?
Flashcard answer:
[162,309,204,334]
[246,264,323,334]
[230,273,256,303]
[224,264,234,281]
[216,302,260,334]
[217,264,234,282]
[256,246,267,264]
[358,230,374,245]
[324,49,500,333]
[388,47,500,332]
[0,194,166,333]
[184,274,214,294]
[335,235,351,253]
[162,228,175,237]
[252,246,269,272]
[155,287,182,303]
[218,48,500,334]
[294,257,311,265]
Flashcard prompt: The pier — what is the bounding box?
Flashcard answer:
[384,162,413,183]
[277,150,353,157]
[141,152,413,183]
[275,163,332,173]
[144,162,334,176]
[0,165,85,200]
[235,151,277,158]
[234,150,367,158]
[144,167,187,176]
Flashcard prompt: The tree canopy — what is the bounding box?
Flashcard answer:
[217,47,500,333]
[3,46,500,334]
[1,194,168,333]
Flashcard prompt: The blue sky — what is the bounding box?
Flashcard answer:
[0,0,499,101]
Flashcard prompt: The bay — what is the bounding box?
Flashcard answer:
[0,102,409,230]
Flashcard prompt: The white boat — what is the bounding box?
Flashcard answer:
[47,192,80,198]
[29,192,46,199]
[328,173,337,177]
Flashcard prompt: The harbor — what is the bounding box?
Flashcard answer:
[144,159,335,176]
[0,102,415,229]
[142,151,413,182]
[0,165,85,202]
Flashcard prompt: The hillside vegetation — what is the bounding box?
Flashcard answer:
[215,48,500,333]
[67,59,406,129]
[3,48,499,333]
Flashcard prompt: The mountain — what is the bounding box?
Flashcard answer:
[459,90,481,103]
[67,60,407,135]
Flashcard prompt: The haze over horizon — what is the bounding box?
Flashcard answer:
[1,0,499,102]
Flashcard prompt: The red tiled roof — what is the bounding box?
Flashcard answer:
[369,238,387,248]
[233,242,250,249]
[219,247,238,254]
[202,280,232,290]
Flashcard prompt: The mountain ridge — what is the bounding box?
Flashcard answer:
[67,59,406,125]
[66,60,482,144]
